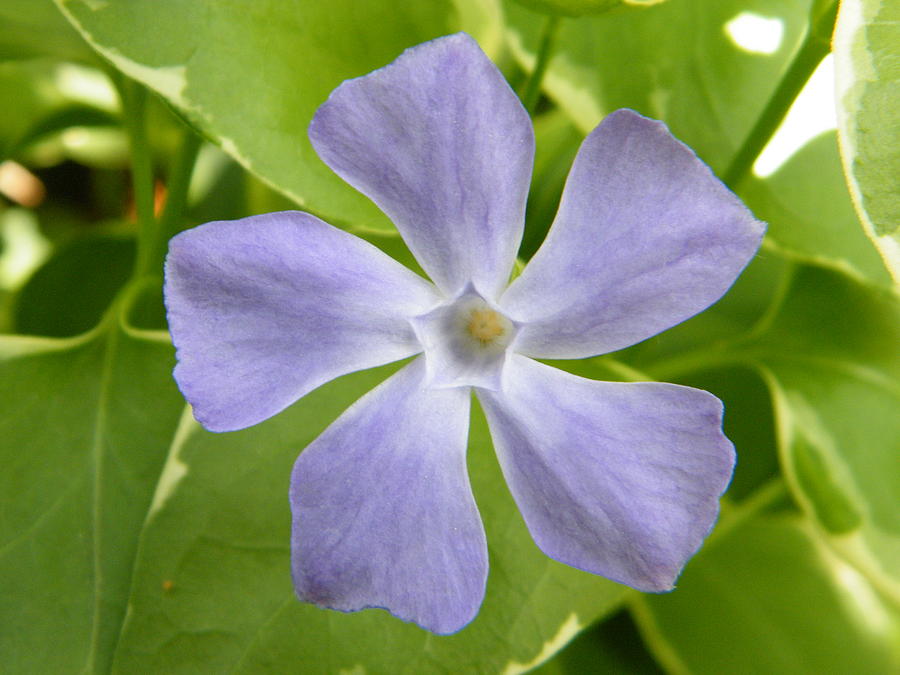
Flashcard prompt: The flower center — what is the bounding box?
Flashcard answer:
[466,308,507,345]
[409,286,518,390]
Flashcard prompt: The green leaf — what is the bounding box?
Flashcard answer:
[834,0,900,282]
[0,0,94,62]
[753,265,900,602]
[638,255,900,604]
[504,0,813,173]
[0,302,185,672]
[741,131,892,285]
[54,0,488,233]
[522,109,583,260]
[674,366,780,502]
[512,0,664,18]
[533,610,663,674]
[13,235,135,337]
[113,369,627,672]
[626,250,791,366]
[633,514,900,674]
[0,61,65,160]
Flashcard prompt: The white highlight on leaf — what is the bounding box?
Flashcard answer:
[754,55,837,178]
[0,207,50,288]
[80,0,109,11]
[147,407,199,517]
[833,557,893,635]
[724,12,784,55]
[123,60,189,108]
[53,62,118,112]
[807,525,898,634]
[504,28,603,133]
[337,666,366,675]
[502,613,583,675]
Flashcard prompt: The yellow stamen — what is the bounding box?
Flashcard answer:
[467,308,506,344]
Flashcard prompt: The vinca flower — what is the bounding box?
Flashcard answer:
[165,33,764,634]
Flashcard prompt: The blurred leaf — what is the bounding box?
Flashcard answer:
[55,0,482,233]
[522,109,583,259]
[834,0,900,282]
[113,370,627,672]
[0,0,94,62]
[753,265,900,602]
[0,207,51,292]
[185,145,245,218]
[742,132,892,285]
[0,309,185,673]
[634,514,900,674]
[676,366,779,502]
[504,0,813,173]
[13,234,135,337]
[14,105,120,156]
[0,61,64,159]
[624,250,789,367]
[512,0,664,18]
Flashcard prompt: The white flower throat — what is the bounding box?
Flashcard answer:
[410,287,517,391]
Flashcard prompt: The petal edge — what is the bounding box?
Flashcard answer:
[478,356,734,591]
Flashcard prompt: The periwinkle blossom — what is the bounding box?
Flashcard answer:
[164,33,764,634]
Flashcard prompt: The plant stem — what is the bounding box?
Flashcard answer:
[157,129,202,247]
[117,76,159,279]
[520,15,561,115]
[722,11,835,188]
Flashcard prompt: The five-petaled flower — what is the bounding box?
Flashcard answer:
[165,33,764,634]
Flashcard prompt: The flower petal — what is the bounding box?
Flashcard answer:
[165,211,439,432]
[309,33,534,300]
[502,109,765,358]
[290,358,485,634]
[478,356,735,591]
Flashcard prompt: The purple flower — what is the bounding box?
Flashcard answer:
[164,33,764,634]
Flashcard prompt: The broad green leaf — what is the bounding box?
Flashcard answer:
[504,0,813,173]
[752,265,900,601]
[0,301,185,672]
[114,368,627,673]
[742,131,892,285]
[55,0,490,234]
[834,0,900,282]
[0,0,94,62]
[633,514,900,674]
[512,0,664,18]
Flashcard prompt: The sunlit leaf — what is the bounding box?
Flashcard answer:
[634,514,900,674]
[504,0,813,173]
[742,131,892,285]
[754,265,900,601]
[55,0,497,234]
[834,0,900,282]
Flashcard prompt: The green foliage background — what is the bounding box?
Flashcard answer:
[0,0,897,672]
